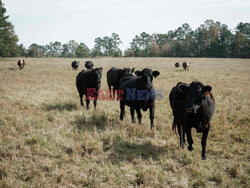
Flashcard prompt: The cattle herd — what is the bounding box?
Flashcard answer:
[17,59,215,159]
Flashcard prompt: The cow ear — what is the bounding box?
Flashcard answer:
[202,85,212,93]
[179,84,189,92]
[153,71,160,78]
[135,70,141,76]
[100,67,103,72]
[131,67,135,73]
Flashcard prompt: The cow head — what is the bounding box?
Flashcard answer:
[123,67,135,73]
[131,67,135,73]
[135,68,160,90]
[92,67,103,87]
[123,67,130,72]
[180,82,212,113]
[85,61,94,70]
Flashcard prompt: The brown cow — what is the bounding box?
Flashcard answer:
[17,59,26,70]
[182,61,190,71]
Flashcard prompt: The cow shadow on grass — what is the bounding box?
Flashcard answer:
[8,67,17,71]
[43,102,78,112]
[108,136,167,163]
[174,69,184,72]
[71,111,112,131]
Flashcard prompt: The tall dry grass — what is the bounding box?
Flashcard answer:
[0,57,249,187]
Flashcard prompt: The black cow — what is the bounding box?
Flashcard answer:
[169,81,215,159]
[76,67,103,109]
[119,68,160,129]
[175,62,180,68]
[106,67,135,98]
[85,61,94,70]
[72,61,79,70]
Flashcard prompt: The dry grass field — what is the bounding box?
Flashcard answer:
[0,57,249,187]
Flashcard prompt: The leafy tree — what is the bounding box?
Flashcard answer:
[27,43,45,57]
[231,32,250,58]
[168,40,182,57]
[76,42,89,57]
[91,37,104,57]
[45,41,62,57]
[181,37,197,57]
[0,0,18,57]
[130,32,153,56]
[67,40,78,57]
[195,20,219,56]
[209,22,233,57]
[27,43,39,57]
[61,44,70,57]
[17,44,26,57]
[167,30,177,41]
[152,33,169,49]
[92,33,122,57]
[236,22,250,39]
[150,43,160,57]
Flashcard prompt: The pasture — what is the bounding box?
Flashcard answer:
[0,57,249,187]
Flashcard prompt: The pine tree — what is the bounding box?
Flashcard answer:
[0,0,18,57]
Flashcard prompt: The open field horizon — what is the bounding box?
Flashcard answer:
[0,57,249,187]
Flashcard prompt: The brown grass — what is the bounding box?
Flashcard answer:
[0,57,249,187]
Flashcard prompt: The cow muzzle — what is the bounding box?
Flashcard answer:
[146,84,152,90]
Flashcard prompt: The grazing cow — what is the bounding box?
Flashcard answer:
[85,61,94,70]
[76,67,103,109]
[182,61,190,71]
[107,67,135,98]
[169,81,215,159]
[119,68,160,129]
[17,59,26,70]
[175,62,180,68]
[72,61,79,70]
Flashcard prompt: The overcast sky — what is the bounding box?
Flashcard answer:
[3,0,250,50]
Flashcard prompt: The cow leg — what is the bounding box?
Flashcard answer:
[93,99,97,109]
[135,108,142,124]
[108,84,112,98]
[120,101,125,120]
[177,123,185,149]
[149,105,155,130]
[86,99,90,110]
[201,125,210,160]
[93,93,98,109]
[79,93,84,106]
[130,107,135,123]
[113,88,116,100]
[182,126,186,146]
[186,127,193,151]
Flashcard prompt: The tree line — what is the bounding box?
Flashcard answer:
[1,1,249,58]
